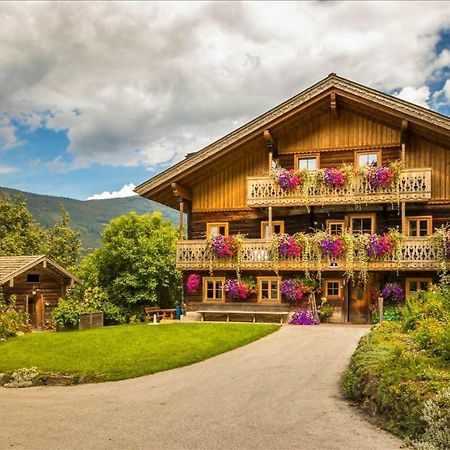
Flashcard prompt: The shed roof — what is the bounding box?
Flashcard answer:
[0,255,82,285]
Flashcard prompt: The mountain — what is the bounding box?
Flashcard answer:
[0,187,178,251]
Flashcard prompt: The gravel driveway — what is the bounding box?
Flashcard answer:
[0,325,402,450]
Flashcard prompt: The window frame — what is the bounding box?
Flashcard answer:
[355,150,382,168]
[405,278,432,298]
[26,274,40,283]
[260,221,285,239]
[295,153,320,172]
[324,279,343,301]
[206,222,229,237]
[406,216,432,237]
[326,219,345,235]
[257,277,281,303]
[348,213,376,235]
[202,277,225,303]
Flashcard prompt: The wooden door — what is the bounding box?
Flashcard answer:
[348,284,370,323]
[28,295,44,328]
[322,278,344,323]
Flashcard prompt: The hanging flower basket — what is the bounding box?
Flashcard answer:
[365,161,401,189]
[224,277,256,300]
[186,274,200,294]
[318,235,345,257]
[208,235,241,258]
[280,279,315,301]
[322,167,347,187]
[274,168,301,191]
[276,234,302,257]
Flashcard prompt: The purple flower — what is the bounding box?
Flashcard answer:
[380,283,404,305]
[289,308,319,325]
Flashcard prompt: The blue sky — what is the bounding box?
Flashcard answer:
[0,2,449,200]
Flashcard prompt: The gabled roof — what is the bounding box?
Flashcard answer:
[0,255,82,285]
[135,73,450,204]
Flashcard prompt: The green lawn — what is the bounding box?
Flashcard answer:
[0,323,279,383]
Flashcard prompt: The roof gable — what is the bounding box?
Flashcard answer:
[0,255,81,285]
[135,73,450,205]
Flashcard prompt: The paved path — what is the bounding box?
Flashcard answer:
[0,325,402,450]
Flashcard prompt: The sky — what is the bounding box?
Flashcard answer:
[0,1,450,201]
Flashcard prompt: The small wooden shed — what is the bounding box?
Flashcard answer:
[0,255,81,328]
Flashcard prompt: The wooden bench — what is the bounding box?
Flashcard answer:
[197,303,290,324]
[145,307,177,322]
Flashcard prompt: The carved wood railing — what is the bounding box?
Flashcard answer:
[247,168,432,207]
[176,237,440,271]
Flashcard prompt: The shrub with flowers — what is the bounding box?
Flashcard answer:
[323,167,346,187]
[224,277,256,300]
[289,308,319,325]
[366,233,393,258]
[186,274,200,294]
[431,225,450,274]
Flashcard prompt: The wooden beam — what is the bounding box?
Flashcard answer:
[171,182,192,201]
[178,198,185,240]
[9,278,13,287]
[330,92,338,119]
[263,129,278,158]
[43,259,47,268]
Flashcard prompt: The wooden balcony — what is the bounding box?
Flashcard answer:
[176,237,440,272]
[247,168,432,207]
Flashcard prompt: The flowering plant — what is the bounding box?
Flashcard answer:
[365,161,401,189]
[318,235,345,257]
[323,167,346,187]
[280,279,314,301]
[208,234,241,258]
[274,168,301,191]
[224,277,256,300]
[366,233,393,258]
[289,308,319,325]
[380,283,404,305]
[186,274,200,294]
[276,234,302,258]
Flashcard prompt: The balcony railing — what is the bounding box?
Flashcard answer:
[176,237,440,271]
[247,168,432,207]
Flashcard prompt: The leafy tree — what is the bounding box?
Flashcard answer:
[0,194,46,256]
[79,211,181,316]
[45,205,82,268]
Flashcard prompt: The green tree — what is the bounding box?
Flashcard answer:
[79,211,181,316]
[0,194,46,256]
[45,206,82,268]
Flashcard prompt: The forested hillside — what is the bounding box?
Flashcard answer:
[0,187,178,250]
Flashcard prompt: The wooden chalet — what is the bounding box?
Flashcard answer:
[136,74,450,323]
[0,255,81,328]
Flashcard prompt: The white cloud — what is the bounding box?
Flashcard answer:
[0,2,449,171]
[0,165,17,174]
[443,79,450,102]
[393,86,431,109]
[86,183,138,200]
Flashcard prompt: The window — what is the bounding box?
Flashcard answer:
[349,214,376,235]
[27,274,40,283]
[407,216,432,237]
[326,220,345,235]
[261,221,284,239]
[324,279,342,300]
[356,151,381,167]
[206,222,229,237]
[203,277,225,302]
[406,278,432,298]
[296,154,319,172]
[257,277,280,303]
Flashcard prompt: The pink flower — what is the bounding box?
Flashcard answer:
[186,274,200,294]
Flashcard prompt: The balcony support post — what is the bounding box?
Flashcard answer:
[401,201,406,236]
[268,206,273,238]
[178,198,184,240]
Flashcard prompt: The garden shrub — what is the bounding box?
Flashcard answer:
[413,387,450,450]
[343,280,450,443]
[0,294,30,340]
[3,367,40,388]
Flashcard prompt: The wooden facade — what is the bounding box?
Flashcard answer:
[136,74,450,323]
[0,256,81,328]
